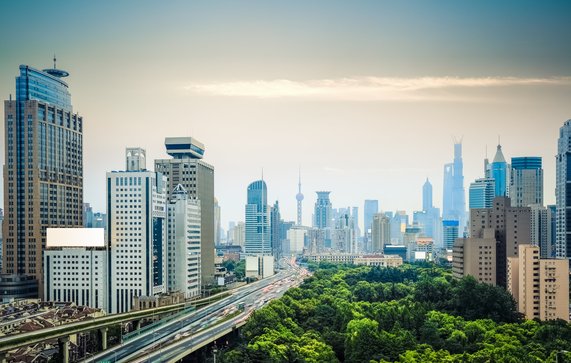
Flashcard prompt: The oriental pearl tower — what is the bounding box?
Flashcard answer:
[296,168,304,226]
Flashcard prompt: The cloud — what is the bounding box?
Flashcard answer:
[184,76,571,101]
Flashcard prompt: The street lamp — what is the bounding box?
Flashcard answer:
[557,350,570,363]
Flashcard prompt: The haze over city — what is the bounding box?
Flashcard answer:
[1,0,570,229]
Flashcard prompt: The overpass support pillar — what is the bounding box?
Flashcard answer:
[133,319,141,331]
[58,336,70,363]
[100,327,108,350]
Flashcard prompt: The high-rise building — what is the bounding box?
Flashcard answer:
[442,220,459,250]
[352,207,360,238]
[155,137,215,284]
[296,170,304,226]
[469,178,495,209]
[490,144,508,197]
[363,200,379,236]
[510,157,543,207]
[108,152,167,313]
[166,185,201,299]
[507,245,569,321]
[314,192,332,229]
[244,180,270,255]
[332,214,356,253]
[555,120,571,260]
[423,178,433,212]
[390,211,408,244]
[530,205,553,259]
[419,179,441,247]
[270,201,282,259]
[452,228,496,285]
[2,63,84,299]
[470,197,531,287]
[230,222,245,250]
[44,228,108,310]
[371,213,390,252]
[287,226,307,255]
[442,142,466,235]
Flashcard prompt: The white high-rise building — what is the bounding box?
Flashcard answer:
[44,228,108,311]
[108,153,167,314]
[287,226,307,255]
[167,185,201,299]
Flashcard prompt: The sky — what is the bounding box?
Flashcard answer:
[1,0,570,232]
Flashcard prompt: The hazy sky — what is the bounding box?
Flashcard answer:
[1,1,570,231]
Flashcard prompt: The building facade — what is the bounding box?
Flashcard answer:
[470,197,531,287]
[3,64,84,298]
[244,180,271,255]
[166,185,201,299]
[442,220,459,250]
[491,144,509,197]
[452,228,496,285]
[314,192,332,229]
[155,137,215,284]
[555,120,571,259]
[43,228,107,311]
[469,178,495,209]
[442,143,466,236]
[530,204,554,259]
[107,166,167,314]
[510,157,543,207]
[507,244,569,321]
[371,213,390,252]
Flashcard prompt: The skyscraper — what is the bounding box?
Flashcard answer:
[442,142,466,236]
[2,63,84,299]
[510,157,543,207]
[556,120,571,260]
[155,137,215,284]
[296,170,304,226]
[244,180,271,255]
[530,205,553,259]
[167,184,201,299]
[314,192,332,229]
[371,213,390,252]
[442,220,459,250]
[108,152,167,313]
[423,178,433,212]
[270,200,282,259]
[469,178,495,209]
[491,144,508,197]
[363,200,379,234]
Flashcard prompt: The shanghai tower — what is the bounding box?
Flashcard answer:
[442,142,466,236]
[2,61,84,299]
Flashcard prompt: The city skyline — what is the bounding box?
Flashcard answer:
[1,1,570,229]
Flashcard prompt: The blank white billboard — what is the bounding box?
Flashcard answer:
[47,228,105,248]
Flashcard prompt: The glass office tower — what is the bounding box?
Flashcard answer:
[2,64,83,300]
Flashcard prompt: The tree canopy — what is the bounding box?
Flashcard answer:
[220,263,571,363]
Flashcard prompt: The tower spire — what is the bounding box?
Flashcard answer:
[53,54,56,69]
